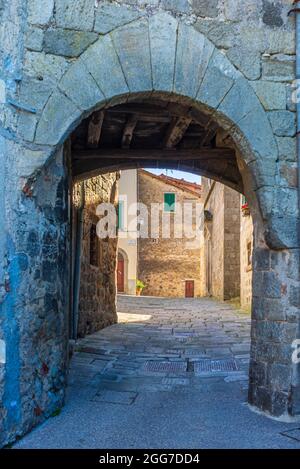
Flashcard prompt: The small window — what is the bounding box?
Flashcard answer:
[90,224,99,267]
[247,241,252,267]
[164,193,176,212]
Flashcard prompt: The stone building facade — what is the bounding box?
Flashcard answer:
[137,170,202,298]
[72,173,118,338]
[118,170,138,296]
[0,0,299,447]
[201,179,241,301]
[240,201,254,310]
[201,177,254,309]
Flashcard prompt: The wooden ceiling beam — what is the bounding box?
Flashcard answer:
[198,121,219,148]
[87,110,105,148]
[163,117,192,148]
[106,109,170,123]
[121,115,138,149]
[73,147,235,161]
[72,159,242,193]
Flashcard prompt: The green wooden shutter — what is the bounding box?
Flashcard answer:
[164,193,175,212]
[118,201,124,230]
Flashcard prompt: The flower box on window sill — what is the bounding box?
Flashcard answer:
[241,203,250,217]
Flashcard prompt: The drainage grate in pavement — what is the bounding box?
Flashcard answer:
[142,361,187,373]
[280,428,300,442]
[194,359,239,375]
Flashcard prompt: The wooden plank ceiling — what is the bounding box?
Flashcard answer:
[71,100,242,191]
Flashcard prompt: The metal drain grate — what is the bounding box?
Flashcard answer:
[142,361,187,373]
[280,428,300,442]
[194,359,239,375]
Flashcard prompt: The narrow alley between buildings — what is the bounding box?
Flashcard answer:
[15,296,300,449]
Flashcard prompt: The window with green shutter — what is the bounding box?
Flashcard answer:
[164,193,176,212]
[117,200,124,230]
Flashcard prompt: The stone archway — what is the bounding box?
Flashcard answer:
[1,10,300,446]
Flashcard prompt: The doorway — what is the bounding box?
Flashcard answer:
[185,280,195,298]
[117,252,125,293]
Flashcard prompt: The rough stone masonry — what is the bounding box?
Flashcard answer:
[0,0,299,447]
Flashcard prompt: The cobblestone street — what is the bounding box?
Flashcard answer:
[15,297,300,449]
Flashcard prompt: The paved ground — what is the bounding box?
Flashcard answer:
[15,296,300,449]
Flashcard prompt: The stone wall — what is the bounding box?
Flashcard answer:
[73,173,118,338]
[240,202,254,310]
[202,179,241,301]
[0,0,299,446]
[0,144,70,448]
[203,181,225,299]
[224,186,241,300]
[118,169,138,296]
[138,170,202,298]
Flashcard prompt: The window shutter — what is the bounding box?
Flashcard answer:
[118,201,124,230]
[164,193,175,212]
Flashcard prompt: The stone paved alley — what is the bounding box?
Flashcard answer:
[15,297,300,449]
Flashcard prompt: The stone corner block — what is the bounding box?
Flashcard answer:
[43,29,98,58]
[55,0,95,31]
[82,35,129,99]
[111,18,152,93]
[94,2,143,34]
[227,45,261,81]
[0,79,6,104]
[218,77,259,126]
[35,90,81,146]
[251,81,286,111]
[197,48,239,109]
[149,12,178,93]
[268,111,296,138]
[59,61,105,112]
[28,0,54,26]
[25,27,44,52]
[15,147,51,178]
[175,24,215,99]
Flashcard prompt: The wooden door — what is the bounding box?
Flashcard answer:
[185,280,194,298]
[117,258,125,293]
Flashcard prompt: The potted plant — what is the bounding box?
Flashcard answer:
[136,280,145,296]
[241,202,250,217]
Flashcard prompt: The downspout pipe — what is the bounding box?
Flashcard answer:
[293,1,300,221]
[72,181,85,340]
[289,2,300,217]
[288,1,300,416]
[295,0,300,417]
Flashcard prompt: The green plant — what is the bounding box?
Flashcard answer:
[50,408,62,418]
[136,280,145,290]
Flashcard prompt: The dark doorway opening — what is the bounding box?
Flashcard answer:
[117,252,125,293]
[185,280,195,298]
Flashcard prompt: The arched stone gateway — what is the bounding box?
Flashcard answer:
[0,6,299,446]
